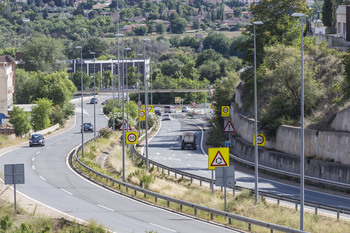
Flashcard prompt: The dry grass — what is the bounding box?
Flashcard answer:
[79,132,350,233]
[0,135,27,149]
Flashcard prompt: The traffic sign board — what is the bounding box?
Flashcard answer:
[141,105,153,113]
[225,141,231,147]
[210,103,215,110]
[221,106,230,117]
[192,101,197,107]
[118,119,132,131]
[208,147,229,170]
[175,97,181,104]
[140,110,145,121]
[137,100,142,106]
[253,134,266,147]
[223,121,235,133]
[126,132,138,144]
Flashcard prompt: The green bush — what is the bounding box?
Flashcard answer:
[99,127,113,138]
[0,214,12,231]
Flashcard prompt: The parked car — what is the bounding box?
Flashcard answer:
[90,97,98,104]
[164,105,176,113]
[182,107,193,112]
[81,123,93,133]
[162,114,171,121]
[181,131,196,150]
[29,133,45,147]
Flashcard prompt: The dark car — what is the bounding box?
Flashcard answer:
[81,123,93,133]
[29,133,45,147]
[90,97,98,104]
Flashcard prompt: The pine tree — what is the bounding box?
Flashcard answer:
[322,0,334,28]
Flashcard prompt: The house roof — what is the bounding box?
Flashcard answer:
[336,5,348,15]
[0,55,15,63]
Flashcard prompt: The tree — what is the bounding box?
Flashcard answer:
[322,0,334,29]
[23,35,67,73]
[203,32,231,56]
[135,26,148,36]
[171,18,188,34]
[156,22,166,34]
[9,106,31,136]
[31,98,53,131]
[192,19,200,30]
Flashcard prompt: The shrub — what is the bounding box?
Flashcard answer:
[99,127,113,139]
[0,214,12,231]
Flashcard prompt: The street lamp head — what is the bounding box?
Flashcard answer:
[253,21,263,25]
[75,46,82,49]
[115,33,124,37]
[125,48,131,51]
[292,13,306,17]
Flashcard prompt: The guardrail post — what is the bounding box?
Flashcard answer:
[168,170,170,176]
[277,198,280,206]
[229,218,231,224]
[200,180,202,186]
[210,213,213,220]
[180,204,182,211]
[157,166,159,172]
[134,190,137,196]
[315,205,318,215]
[270,229,273,233]
[167,201,169,208]
[162,167,164,173]
[181,174,183,179]
[194,209,197,216]
[191,176,193,183]
[337,210,340,220]
[175,172,177,179]
[248,223,251,231]
[119,184,121,189]
[126,187,128,193]
[295,202,298,211]
[155,197,157,203]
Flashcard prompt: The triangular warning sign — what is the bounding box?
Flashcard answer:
[119,119,132,131]
[223,121,235,133]
[210,151,228,167]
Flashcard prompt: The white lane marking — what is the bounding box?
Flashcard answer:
[57,141,62,144]
[39,176,46,181]
[149,223,176,232]
[32,157,35,161]
[61,188,73,195]
[67,137,72,140]
[98,204,114,212]
[186,164,191,167]
[200,171,208,174]
[36,151,40,155]
[32,165,35,170]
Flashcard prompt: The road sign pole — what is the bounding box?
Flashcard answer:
[224,167,227,212]
[211,170,214,195]
[14,183,17,214]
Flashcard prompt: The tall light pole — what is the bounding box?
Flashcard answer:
[116,33,124,107]
[143,38,151,170]
[121,37,126,182]
[125,48,131,133]
[76,46,84,158]
[90,52,96,141]
[150,61,154,105]
[137,53,142,136]
[23,18,30,44]
[292,12,306,231]
[110,56,115,131]
[253,21,263,205]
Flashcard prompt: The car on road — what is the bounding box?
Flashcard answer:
[29,133,45,147]
[154,107,162,116]
[81,123,93,133]
[182,107,193,112]
[181,131,196,150]
[162,114,171,121]
[90,97,98,104]
[164,105,176,113]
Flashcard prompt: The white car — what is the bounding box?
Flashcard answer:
[162,114,171,121]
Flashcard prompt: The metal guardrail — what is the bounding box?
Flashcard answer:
[70,137,306,232]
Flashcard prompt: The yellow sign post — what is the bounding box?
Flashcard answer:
[140,110,146,121]
[253,134,266,146]
[221,106,230,117]
[126,132,138,144]
[208,147,229,170]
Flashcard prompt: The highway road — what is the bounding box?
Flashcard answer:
[149,115,350,211]
[0,94,240,233]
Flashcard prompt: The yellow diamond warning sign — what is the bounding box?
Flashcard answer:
[208,147,229,170]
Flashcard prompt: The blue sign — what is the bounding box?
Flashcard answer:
[225,140,231,147]
[0,113,9,125]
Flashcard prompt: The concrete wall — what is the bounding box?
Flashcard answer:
[231,103,350,164]
[230,136,350,183]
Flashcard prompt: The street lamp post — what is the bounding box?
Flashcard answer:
[23,18,30,44]
[76,46,84,158]
[150,61,154,105]
[125,48,131,133]
[253,21,263,205]
[292,12,305,231]
[116,33,124,107]
[110,56,115,131]
[137,53,142,136]
[90,52,96,141]
[143,38,151,170]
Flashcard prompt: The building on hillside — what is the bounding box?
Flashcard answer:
[122,24,148,33]
[0,55,16,116]
[336,5,349,41]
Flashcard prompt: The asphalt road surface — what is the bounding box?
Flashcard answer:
[0,95,240,233]
[149,115,350,211]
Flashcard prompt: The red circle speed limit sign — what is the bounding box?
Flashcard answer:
[192,101,197,107]
[126,132,138,144]
[257,135,264,144]
[128,133,136,142]
[140,111,145,117]
[137,100,142,106]
[221,106,230,117]
[223,107,228,113]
